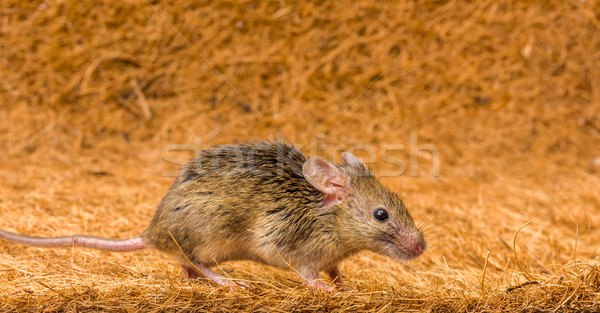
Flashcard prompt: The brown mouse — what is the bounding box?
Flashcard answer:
[0,141,426,290]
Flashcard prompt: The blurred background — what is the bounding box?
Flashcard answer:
[1,0,599,310]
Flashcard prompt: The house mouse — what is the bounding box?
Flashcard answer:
[0,141,426,290]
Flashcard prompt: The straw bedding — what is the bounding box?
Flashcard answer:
[1,0,599,311]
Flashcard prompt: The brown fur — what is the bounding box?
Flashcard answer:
[143,141,426,286]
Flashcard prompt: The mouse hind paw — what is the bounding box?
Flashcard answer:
[181,262,250,289]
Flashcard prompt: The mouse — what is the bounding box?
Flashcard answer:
[0,141,426,290]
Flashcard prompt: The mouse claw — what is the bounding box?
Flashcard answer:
[335,284,351,292]
[222,279,251,290]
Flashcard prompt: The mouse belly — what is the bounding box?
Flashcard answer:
[144,225,271,266]
[146,226,309,269]
[187,239,267,265]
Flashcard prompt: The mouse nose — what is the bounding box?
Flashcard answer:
[413,236,427,255]
[415,244,425,255]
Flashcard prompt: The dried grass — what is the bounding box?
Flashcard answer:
[1,0,600,311]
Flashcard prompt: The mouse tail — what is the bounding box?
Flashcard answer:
[0,229,147,252]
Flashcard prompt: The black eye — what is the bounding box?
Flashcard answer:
[373,208,389,222]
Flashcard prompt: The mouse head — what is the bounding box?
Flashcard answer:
[302,152,426,261]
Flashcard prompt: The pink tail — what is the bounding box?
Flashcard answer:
[0,229,147,252]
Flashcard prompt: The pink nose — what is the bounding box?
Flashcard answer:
[415,244,424,255]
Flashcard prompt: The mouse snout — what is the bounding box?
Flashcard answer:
[410,232,427,256]
[394,231,427,260]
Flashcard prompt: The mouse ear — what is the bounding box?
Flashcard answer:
[302,157,349,206]
[341,152,367,169]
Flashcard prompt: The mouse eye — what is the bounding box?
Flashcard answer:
[373,208,389,222]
